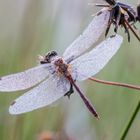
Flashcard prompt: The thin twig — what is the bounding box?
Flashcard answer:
[120,101,140,140]
[89,77,140,91]
[124,19,140,42]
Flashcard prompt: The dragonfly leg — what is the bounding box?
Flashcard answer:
[64,83,74,99]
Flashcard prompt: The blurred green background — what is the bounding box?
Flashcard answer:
[0,0,140,140]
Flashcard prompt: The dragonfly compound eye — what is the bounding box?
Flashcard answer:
[50,51,57,56]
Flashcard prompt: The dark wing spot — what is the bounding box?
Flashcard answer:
[97,11,103,16]
[0,77,2,80]
[11,101,16,106]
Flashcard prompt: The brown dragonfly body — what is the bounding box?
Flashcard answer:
[40,51,99,118]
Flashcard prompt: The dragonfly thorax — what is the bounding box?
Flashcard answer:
[54,58,70,77]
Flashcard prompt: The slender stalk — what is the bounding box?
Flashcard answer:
[88,3,109,7]
[120,101,140,140]
[89,77,140,91]
[95,4,110,7]
[124,19,140,42]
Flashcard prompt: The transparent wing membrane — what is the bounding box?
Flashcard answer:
[63,10,110,62]
[0,64,49,92]
[9,75,70,114]
[71,35,123,81]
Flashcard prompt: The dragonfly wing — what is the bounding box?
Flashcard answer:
[0,64,49,92]
[70,35,123,81]
[63,9,110,62]
[9,74,70,114]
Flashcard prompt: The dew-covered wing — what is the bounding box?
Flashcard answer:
[70,35,123,81]
[0,64,49,92]
[9,74,70,114]
[63,9,110,62]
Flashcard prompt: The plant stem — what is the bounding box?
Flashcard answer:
[89,77,140,91]
[120,101,140,140]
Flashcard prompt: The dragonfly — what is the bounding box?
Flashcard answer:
[0,10,123,118]
[0,35,122,119]
[95,0,140,42]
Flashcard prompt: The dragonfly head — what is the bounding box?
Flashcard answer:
[40,51,58,64]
